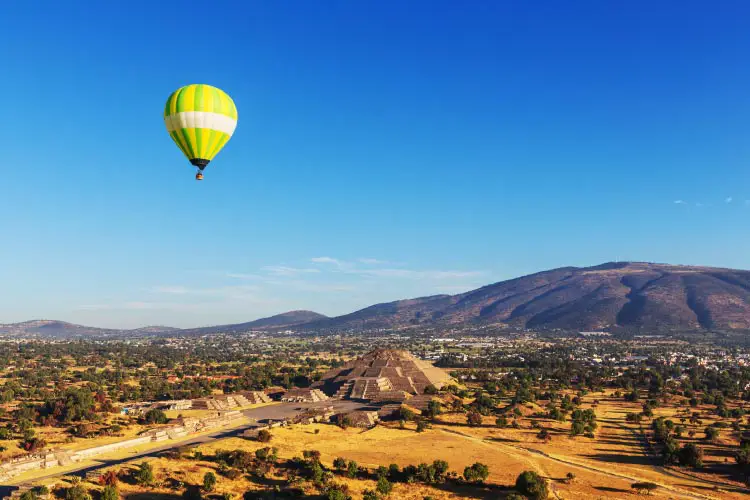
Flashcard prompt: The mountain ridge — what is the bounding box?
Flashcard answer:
[4,262,750,337]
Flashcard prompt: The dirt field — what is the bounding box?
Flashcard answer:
[7,391,749,499]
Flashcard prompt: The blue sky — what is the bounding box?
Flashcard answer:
[2,1,750,328]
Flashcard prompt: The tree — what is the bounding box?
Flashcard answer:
[326,484,352,500]
[678,443,704,468]
[565,472,576,484]
[135,461,154,486]
[424,384,438,395]
[625,389,639,402]
[626,413,642,424]
[570,421,585,436]
[734,440,750,466]
[203,471,217,492]
[515,470,548,500]
[101,485,119,500]
[362,490,379,500]
[347,460,359,478]
[467,411,483,427]
[333,457,347,471]
[705,426,719,443]
[496,415,508,427]
[536,428,550,442]
[426,400,442,419]
[463,463,489,483]
[142,409,168,425]
[388,463,400,478]
[256,429,272,443]
[303,449,321,464]
[376,475,393,496]
[662,437,679,465]
[416,420,427,433]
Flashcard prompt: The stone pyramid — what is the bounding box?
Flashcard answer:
[315,349,451,405]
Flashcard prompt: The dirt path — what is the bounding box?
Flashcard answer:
[438,427,715,500]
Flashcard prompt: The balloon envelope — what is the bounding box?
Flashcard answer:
[163,84,238,170]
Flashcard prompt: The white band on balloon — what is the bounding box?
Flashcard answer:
[164,111,237,136]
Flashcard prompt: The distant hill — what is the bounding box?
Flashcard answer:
[177,310,328,335]
[5,262,750,337]
[298,262,750,332]
[0,311,327,338]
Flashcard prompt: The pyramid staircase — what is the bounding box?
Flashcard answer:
[333,380,354,399]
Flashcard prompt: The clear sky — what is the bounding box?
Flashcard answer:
[2,1,750,328]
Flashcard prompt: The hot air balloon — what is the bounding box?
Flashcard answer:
[163,84,238,180]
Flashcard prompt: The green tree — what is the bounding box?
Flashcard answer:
[362,490,379,500]
[463,462,489,483]
[678,443,704,468]
[333,457,347,471]
[142,409,168,425]
[426,400,442,419]
[376,475,393,496]
[135,461,154,486]
[705,426,719,442]
[515,470,548,500]
[347,460,359,478]
[203,471,216,492]
[101,485,119,500]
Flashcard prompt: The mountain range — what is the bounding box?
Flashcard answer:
[4,262,750,337]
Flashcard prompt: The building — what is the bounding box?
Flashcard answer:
[280,388,330,403]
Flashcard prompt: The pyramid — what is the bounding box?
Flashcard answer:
[314,349,451,405]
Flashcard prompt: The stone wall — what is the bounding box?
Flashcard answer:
[70,436,152,460]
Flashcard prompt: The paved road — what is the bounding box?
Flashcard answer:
[1,400,368,496]
[241,399,367,424]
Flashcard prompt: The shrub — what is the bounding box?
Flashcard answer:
[362,490,379,500]
[99,469,119,486]
[376,475,393,496]
[256,429,272,443]
[101,485,119,500]
[134,462,154,486]
[631,482,658,494]
[65,484,92,500]
[515,470,548,500]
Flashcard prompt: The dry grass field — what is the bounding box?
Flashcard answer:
[33,391,747,500]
